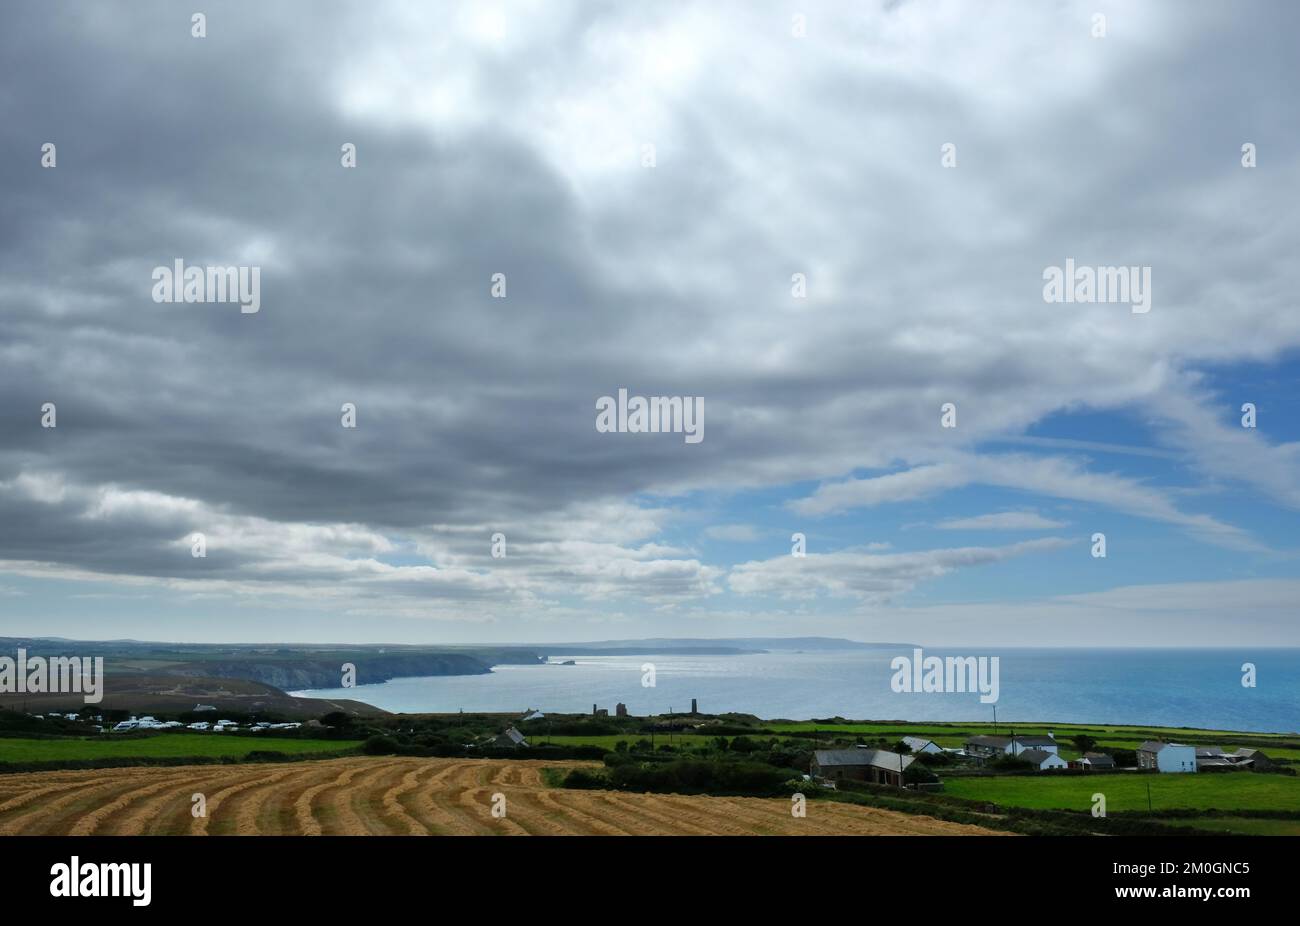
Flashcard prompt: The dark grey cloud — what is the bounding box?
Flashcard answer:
[1,1,1297,640]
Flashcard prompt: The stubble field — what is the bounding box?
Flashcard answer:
[0,756,1007,836]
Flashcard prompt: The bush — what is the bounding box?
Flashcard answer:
[904,763,939,785]
[605,759,794,796]
[990,755,1033,772]
[562,769,608,790]
[362,735,399,755]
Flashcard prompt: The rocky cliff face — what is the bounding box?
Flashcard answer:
[169,653,494,689]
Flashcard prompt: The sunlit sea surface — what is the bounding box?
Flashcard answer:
[293,648,1300,733]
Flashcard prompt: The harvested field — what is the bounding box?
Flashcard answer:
[0,757,1009,836]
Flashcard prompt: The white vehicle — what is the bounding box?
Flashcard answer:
[212,720,238,732]
[112,720,139,732]
[187,721,211,731]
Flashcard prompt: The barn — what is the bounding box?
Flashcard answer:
[811,748,914,787]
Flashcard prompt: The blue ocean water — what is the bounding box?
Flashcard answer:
[293,648,1300,733]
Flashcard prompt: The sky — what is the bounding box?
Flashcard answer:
[0,0,1297,647]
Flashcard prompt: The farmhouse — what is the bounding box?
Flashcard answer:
[1010,735,1059,756]
[1137,741,1197,773]
[811,749,914,787]
[901,735,942,755]
[1076,752,1115,770]
[1018,748,1068,771]
[963,733,1060,763]
[965,735,1012,761]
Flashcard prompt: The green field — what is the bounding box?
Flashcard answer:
[764,721,1300,761]
[0,734,356,763]
[533,720,1300,762]
[767,720,1296,739]
[526,733,726,750]
[945,773,1300,813]
[1165,817,1300,835]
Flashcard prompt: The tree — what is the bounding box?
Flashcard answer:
[903,763,938,785]
[1072,734,1098,754]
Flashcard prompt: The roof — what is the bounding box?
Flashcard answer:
[1140,741,1193,753]
[1013,736,1056,747]
[902,736,936,751]
[967,735,1011,747]
[1196,747,1225,758]
[1018,749,1055,765]
[1082,752,1115,766]
[814,749,915,772]
[1233,748,1264,758]
[499,727,527,745]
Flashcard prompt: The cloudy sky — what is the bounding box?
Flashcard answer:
[1,1,1297,646]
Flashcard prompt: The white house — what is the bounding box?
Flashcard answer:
[1018,748,1068,771]
[1137,741,1197,773]
[1010,734,1059,756]
[901,736,943,755]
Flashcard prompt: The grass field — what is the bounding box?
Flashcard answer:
[532,721,1300,762]
[0,756,1010,836]
[763,721,1300,761]
[0,734,355,763]
[945,773,1300,812]
[526,733,762,750]
[1164,817,1300,835]
[767,720,1297,739]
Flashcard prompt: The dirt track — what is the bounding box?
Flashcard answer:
[0,757,1009,835]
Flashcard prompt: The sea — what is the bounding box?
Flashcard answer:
[291,647,1300,733]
